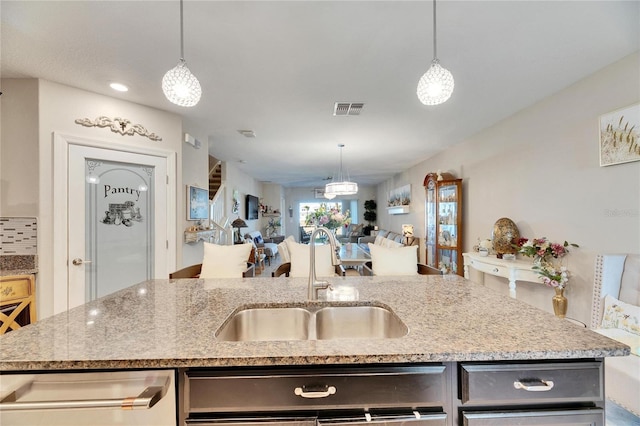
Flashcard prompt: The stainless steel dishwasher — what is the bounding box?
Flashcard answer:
[0,369,175,426]
[179,364,449,425]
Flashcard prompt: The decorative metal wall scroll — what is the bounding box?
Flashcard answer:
[75,116,162,141]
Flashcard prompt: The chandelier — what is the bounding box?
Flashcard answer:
[162,0,202,107]
[325,144,358,198]
[416,0,454,106]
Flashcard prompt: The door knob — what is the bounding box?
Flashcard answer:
[72,258,92,266]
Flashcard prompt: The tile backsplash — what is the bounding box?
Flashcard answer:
[0,217,38,255]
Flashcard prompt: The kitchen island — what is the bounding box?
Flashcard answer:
[0,275,629,370]
[0,275,630,425]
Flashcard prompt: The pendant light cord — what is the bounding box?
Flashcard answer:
[339,147,343,181]
[432,0,437,60]
[179,0,185,61]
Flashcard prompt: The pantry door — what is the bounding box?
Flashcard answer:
[53,134,174,312]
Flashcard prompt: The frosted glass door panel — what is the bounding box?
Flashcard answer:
[67,143,168,310]
[86,160,154,301]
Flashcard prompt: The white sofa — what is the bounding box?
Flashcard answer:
[590,254,640,416]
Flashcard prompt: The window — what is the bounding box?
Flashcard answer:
[298,202,350,236]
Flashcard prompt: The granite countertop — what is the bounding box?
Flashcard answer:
[0,255,38,276]
[0,275,629,371]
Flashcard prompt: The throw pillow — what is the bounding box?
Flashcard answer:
[368,243,418,276]
[286,240,335,278]
[254,234,264,245]
[200,242,252,278]
[601,294,640,336]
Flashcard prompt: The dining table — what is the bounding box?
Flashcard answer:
[338,242,371,269]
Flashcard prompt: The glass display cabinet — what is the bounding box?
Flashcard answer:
[424,172,463,276]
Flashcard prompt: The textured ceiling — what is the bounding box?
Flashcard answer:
[2,1,639,187]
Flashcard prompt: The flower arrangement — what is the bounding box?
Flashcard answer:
[515,237,578,289]
[305,203,351,230]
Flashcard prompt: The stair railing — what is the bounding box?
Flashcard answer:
[209,183,233,245]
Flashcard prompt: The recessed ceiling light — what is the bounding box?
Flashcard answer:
[110,82,129,92]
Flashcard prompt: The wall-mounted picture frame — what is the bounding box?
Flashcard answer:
[187,185,209,221]
[599,102,640,167]
[388,184,411,207]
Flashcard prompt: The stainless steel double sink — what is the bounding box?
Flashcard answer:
[215,303,408,341]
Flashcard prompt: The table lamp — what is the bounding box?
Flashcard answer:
[231,218,248,243]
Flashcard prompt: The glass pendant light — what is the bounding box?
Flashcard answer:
[162,0,201,107]
[417,0,454,106]
[325,144,358,197]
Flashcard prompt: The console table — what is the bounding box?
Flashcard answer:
[462,252,539,298]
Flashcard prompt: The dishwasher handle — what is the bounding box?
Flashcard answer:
[0,379,169,412]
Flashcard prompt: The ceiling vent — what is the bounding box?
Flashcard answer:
[333,102,364,116]
[237,130,256,138]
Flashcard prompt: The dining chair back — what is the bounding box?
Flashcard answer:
[0,275,37,334]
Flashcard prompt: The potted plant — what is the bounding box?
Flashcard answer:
[363,200,377,235]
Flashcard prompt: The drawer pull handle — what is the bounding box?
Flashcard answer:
[294,385,336,399]
[513,379,554,392]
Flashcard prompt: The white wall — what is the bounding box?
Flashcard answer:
[0,79,39,216]
[377,52,640,324]
[1,78,184,319]
[224,161,264,237]
[260,182,283,236]
[181,120,209,267]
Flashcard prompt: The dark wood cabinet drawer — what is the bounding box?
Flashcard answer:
[460,361,603,406]
[185,365,446,413]
[462,408,604,425]
[318,412,447,425]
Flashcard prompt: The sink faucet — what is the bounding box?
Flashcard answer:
[308,226,340,300]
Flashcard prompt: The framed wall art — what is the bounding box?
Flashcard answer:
[599,103,640,167]
[187,185,209,221]
[388,184,411,207]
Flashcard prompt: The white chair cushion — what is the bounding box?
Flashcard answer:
[263,242,278,256]
[200,242,252,278]
[286,240,335,278]
[368,243,418,276]
[247,230,278,257]
[277,236,295,263]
